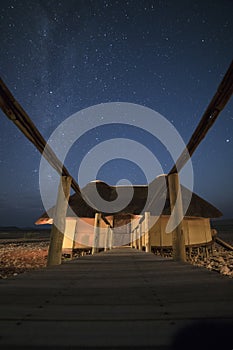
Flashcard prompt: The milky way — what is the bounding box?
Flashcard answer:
[0,0,233,226]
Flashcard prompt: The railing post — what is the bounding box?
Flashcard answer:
[141,220,145,250]
[104,225,110,251]
[130,229,134,248]
[138,224,142,250]
[47,176,72,266]
[135,227,138,249]
[92,213,101,255]
[145,212,151,253]
[109,228,113,250]
[62,219,77,257]
[133,229,137,248]
[168,173,186,262]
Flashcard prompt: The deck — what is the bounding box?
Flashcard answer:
[0,248,233,349]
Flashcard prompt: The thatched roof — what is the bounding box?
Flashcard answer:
[36,175,222,224]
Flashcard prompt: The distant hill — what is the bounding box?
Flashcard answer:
[0,226,50,240]
[0,226,22,232]
[211,219,233,227]
[0,226,50,232]
[211,219,233,244]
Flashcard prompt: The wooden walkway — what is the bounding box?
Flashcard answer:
[0,248,233,349]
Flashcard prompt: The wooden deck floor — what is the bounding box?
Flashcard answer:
[0,248,233,349]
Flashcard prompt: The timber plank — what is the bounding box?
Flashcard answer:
[0,248,232,349]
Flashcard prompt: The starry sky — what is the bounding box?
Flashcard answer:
[0,0,233,227]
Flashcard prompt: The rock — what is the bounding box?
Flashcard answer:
[220,265,230,275]
[217,256,225,263]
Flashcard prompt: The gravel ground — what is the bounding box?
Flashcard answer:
[190,242,233,278]
[0,241,49,279]
[0,230,232,279]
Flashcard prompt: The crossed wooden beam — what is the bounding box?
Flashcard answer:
[0,60,232,265]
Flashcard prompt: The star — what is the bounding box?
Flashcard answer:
[0,0,233,225]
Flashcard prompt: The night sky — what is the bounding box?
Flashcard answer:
[0,0,233,227]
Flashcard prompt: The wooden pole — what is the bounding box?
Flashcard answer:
[134,229,137,249]
[138,224,142,250]
[47,176,72,266]
[104,225,109,251]
[92,213,101,255]
[169,60,233,174]
[109,228,113,250]
[168,173,186,262]
[141,220,145,250]
[61,219,77,257]
[0,77,81,196]
[133,230,136,248]
[108,225,112,250]
[106,225,110,250]
[131,230,134,248]
[145,212,151,253]
[130,229,133,248]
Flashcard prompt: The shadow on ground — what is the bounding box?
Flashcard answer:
[172,320,233,349]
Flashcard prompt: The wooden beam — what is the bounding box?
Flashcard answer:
[0,77,81,195]
[92,213,101,255]
[130,229,134,248]
[109,228,113,250]
[101,214,113,228]
[135,227,138,250]
[214,237,233,251]
[104,225,109,251]
[138,224,142,250]
[133,229,137,249]
[169,60,233,174]
[141,220,145,250]
[47,176,72,266]
[61,219,77,257]
[168,173,186,262]
[145,212,151,253]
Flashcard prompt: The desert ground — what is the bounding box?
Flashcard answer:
[0,220,233,279]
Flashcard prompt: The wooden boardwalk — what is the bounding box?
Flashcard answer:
[0,248,233,349]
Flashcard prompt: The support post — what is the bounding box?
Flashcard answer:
[145,212,151,252]
[168,173,186,262]
[138,223,142,250]
[47,176,72,266]
[133,230,136,248]
[92,213,101,255]
[134,228,138,249]
[141,220,145,250]
[109,228,113,250]
[104,225,110,251]
[108,225,112,250]
[61,219,77,258]
[130,230,134,248]
[137,227,140,249]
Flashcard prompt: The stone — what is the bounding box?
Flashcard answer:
[217,256,225,263]
[220,265,230,275]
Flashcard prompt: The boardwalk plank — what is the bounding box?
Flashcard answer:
[0,248,232,349]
